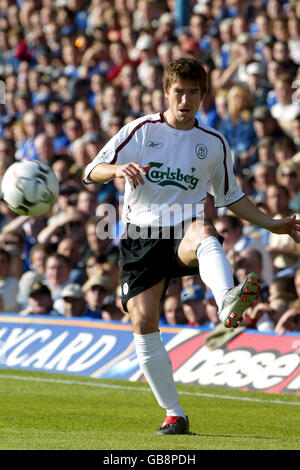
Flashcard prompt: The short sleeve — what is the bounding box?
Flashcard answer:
[207,135,245,207]
[84,120,142,183]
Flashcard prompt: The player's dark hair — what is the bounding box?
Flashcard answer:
[163,58,207,94]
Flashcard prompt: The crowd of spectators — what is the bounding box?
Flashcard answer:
[0,0,300,336]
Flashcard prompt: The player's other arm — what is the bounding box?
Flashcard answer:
[89,162,151,186]
[228,195,300,242]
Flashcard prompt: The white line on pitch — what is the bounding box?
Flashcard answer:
[0,373,299,407]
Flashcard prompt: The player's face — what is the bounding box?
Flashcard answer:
[164,79,202,130]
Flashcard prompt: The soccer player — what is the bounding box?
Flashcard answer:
[84,58,300,435]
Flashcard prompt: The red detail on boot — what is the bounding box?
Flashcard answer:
[230,313,236,319]
[162,416,181,426]
[227,320,231,327]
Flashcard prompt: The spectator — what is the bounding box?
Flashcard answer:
[161,294,186,326]
[272,136,297,165]
[34,132,56,165]
[204,291,219,328]
[19,110,40,160]
[252,161,277,203]
[213,214,273,284]
[61,283,86,318]
[195,90,219,128]
[67,137,88,173]
[17,270,43,309]
[142,64,164,93]
[115,64,138,97]
[100,83,124,133]
[0,229,26,278]
[270,74,300,134]
[51,155,73,185]
[256,137,276,163]
[188,12,210,50]
[287,16,300,65]
[0,247,20,312]
[269,276,297,320]
[294,268,300,300]
[265,58,284,107]
[84,215,119,263]
[271,40,298,79]
[181,285,209,327]
[38,208,87,249]
[101,295,125,321]
[252,105,287,140]
[79,107,104,140]
[219,33,256,88]
[28,244,47,277]
[233,247,264,286]
[19,282,59,316]
[276,159,300,212]
[64,118,84,154]
[82,274,109,319]
[43,112,70,154]
[107,40,138,83]
[154,12,176,44]
[289,115,300,152]
[219,84,257,169]
[245,275,297,332]
[266,184,300,272]
[77,189,98,216]
[135,34,160,88]
[275,307,300,334]
[127,84,144,117]
[214,88,229,128]
[0,138,15,185]
[44,253,72,315]
[157,41,174,71]
[57,237,85,285]
[107,112,125,139]
[245,61,271,107]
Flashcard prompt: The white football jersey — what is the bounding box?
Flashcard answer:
[84,113,244,227]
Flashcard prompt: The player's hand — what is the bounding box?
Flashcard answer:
[270,215,300,242]
[115,163,151,187]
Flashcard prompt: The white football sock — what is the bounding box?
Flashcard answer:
[133,331,185,417]
[196,236,234,309]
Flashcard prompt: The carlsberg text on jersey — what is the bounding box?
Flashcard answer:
[146,162,199,190]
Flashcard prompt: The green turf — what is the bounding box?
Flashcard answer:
[0,368,299,450]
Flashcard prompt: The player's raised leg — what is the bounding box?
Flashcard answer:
[127,279,189,435]
[177,219,261,328]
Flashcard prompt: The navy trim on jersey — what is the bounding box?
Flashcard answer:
[111,113,165,164]
[194,120,229,195]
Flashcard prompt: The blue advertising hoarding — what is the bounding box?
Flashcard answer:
[0,314,299,394]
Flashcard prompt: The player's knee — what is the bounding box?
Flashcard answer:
[127,302,159,334]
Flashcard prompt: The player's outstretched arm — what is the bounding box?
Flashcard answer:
[89,162,151,186]
[227,195,300,242]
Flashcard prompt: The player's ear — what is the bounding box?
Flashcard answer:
[163,86,168,99]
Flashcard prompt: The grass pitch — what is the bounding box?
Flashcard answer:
[0,368,299,451]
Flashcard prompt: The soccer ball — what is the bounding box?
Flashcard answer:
[1,160,59,216]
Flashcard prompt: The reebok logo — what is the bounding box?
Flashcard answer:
[146,141,164,149]
[146,162,199,190]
